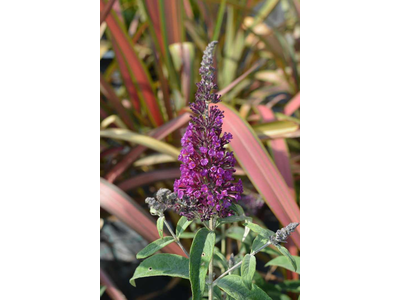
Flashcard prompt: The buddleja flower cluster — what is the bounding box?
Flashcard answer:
[173,41,243,221]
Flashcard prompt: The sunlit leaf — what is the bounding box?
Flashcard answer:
[136,237,175,259]
[189,228,215,300]
[265,255,300,274]
[217,275,273,300]
[130,254,189,287]
[241,254,256,290]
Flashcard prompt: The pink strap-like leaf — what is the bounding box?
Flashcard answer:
[218,103,300,248]
[100,178,186,256]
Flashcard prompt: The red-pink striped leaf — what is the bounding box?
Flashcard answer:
[100,178,186,256]
[118,168,181,192]
[100,74,136,130]
[256,105,295,197]
[111,36,141,112]
[283,92,300,116]
[100,268,127,300]
[100,0,164,126]
[217,103,300,248]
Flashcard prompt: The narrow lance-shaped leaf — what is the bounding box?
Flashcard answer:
[217,215,251,227]
[276,244,297,272]
[157,216,165,238]
[245,222,275,238]
[251,234,270,253]
[100,128,180,159]
[118,168,181,192]
[241,254,256,290]
[265,255,300,274]
[217,275,273,300]
[176,216,193,238]
[284,92,300,116]
[213,286,222,300]
[130,254,189,287]
[189,228,216,300]
[136,237,174,259]
[213,247,228,271]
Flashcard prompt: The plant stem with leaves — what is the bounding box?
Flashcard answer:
[163,218,189,257]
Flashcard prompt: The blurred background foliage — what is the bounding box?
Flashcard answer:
[100,0,300,299]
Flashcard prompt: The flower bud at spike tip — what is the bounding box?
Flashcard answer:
[145,188,175,216]
[173,41,243,221]
[271,223,300,244]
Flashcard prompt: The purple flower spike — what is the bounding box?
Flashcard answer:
[173,41,243,221]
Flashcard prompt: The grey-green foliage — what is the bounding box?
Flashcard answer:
[275,244,297,272]
[241,254,256,290]
[225,226,245,241]
[216,215,251,227]
[265,255,300,274]
[245,222,275,238]
[189,228,216,300]
[275,280,300,293]
[251,234,270,252]
[213,247,228,271]
[217,275,273,300]
[246,222,275,252]
[157,216,165,238]
[136,236,175,259]
[130,254,189,287]
[176,216,193,238]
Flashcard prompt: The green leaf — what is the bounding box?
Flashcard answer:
[253,272,292,300]
[157,216,165,238]
[275,280,300,293]
[276,245,297,273]
[260,247,281,257]
[130,254,189,287]
[253,120,299,139]
[100,129,180,159]
[136,236,175,259]
[241,254,256,290]
[180,232,196,239]
[213,286,222,300]
[251,234,270,252]
[176,216,193,238]
[217,215,251,227]
[265,255,300,274]
[213,247,228,271]
[225,226,245,241]
[245,222,275,238]
[217,275,273,300]
[189,228,216,300]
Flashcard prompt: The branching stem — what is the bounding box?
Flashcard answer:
[212,240,273,286]
[163,219,190,257]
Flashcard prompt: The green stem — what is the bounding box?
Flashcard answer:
[163,219,190,257]
[213,240,273,286]
[221,224,226,255]
[208,218,215,300]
